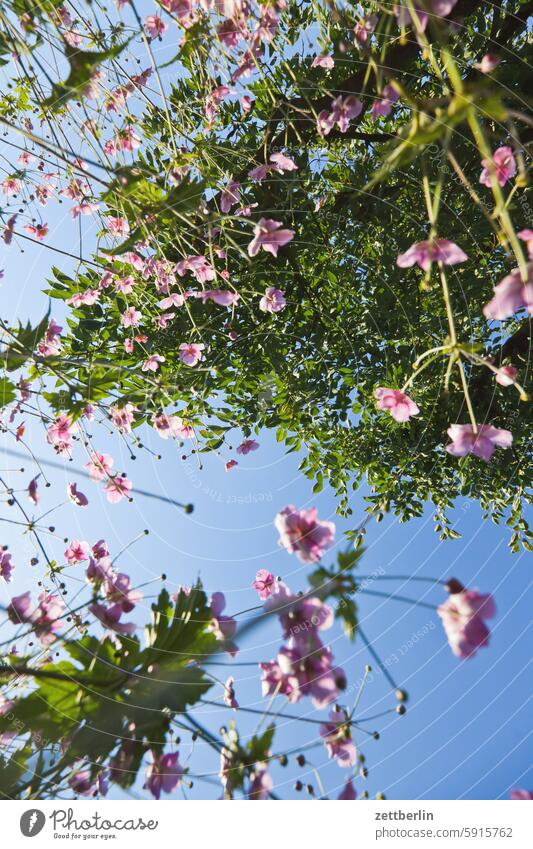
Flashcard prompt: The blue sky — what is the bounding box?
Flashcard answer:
[0,6,531,800]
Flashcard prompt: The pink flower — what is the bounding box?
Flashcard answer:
[176,255,215,284]
[510,789,533,800]
[85,452,113,481]
[374,387,420,422]
[179,342,205,366]
[338,778,357,800]
[7,591,35,625]
[104,476,133,503]
[445,424,513,462]
[275,505,335,563]
[259,286,286,313]
[317,96,362,136]
[67,482,89,506]
[24,223,49,240]
[106,216,130,236]
[67,289,99,307]
[105,572,142,612]
[437,586,496,659]
[248,218,294,257]
[121,307,142,327]
[111,403,135,433]
[248,765,273,800]
[270,152,298,173]
[252,569,276,600]
[65,539,90,564]
[144,15,168,38]
[393,0,458,30]
[262,641,346,708]
[69,768,108,797]
[33,592,65,646]
[518,229,533,260]
[320,711,357,767]
[495,364,517,387]
[142,354,165,372]
[265,583,334,640]
[223,677,239,709]
[371,84,400,118]
[225,460,238,471]
[475,54,500,73]
[144,752,183,800]
[70,202,100,218]
[89,602,136,636]
[47,414,75,455]
[479,146,517,188]
[242,95,253,112]
[153,414,194,440]
[199,290,240,306]
[483,266,533,319]
[354,13,377,42]
[220,180,241,213]
[311,55,334,70]
[397,239,468,271]
[28,477,39,505]
[0,550,15,583]
[236,439,259,455]
[2,178,22,196]
[208,592,238,656]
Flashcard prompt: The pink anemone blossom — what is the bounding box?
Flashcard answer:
[510,789,533,800]
[495,364,518,387]
[67,482,89,506]
[317,95,362,136]
[236,439,259,455]
[259,287,286,313]
[338,778,357,800]
[248,218,294,257]
[275,505,335,563]
[104,476,133,503]
[208,592,238,656]
[437,585,496,659]
[179,342,205,366]
[374,387,420,422]
[479,146,517,188]
[320,711,357,767]
[483,265,533,320]
[252,569,277,600]
[0,550,15,583]
[89,602,136,636]
[397,239,468,271]
[445,424,513,462]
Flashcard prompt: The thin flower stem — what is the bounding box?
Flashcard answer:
[357,626,400,693]
[457,359,478,432]
[357,588,438,610]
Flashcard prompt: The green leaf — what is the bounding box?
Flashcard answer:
[43,40,132,111]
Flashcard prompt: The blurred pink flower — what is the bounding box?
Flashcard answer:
[445,424,512,462]
[483,266,533,319]
[104,476,133,503]
[397,239,467,271]
[259,287,286,313]
[252,569,276,600]
[275,505,335,563]
[237,439,259,455]
[479,146,516,187]
[374,387,420,422]
[179,342,205,366]
[248,218,294,257]
[67,482,89,506]
[495,364,517,387]
[438,587,496,659]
